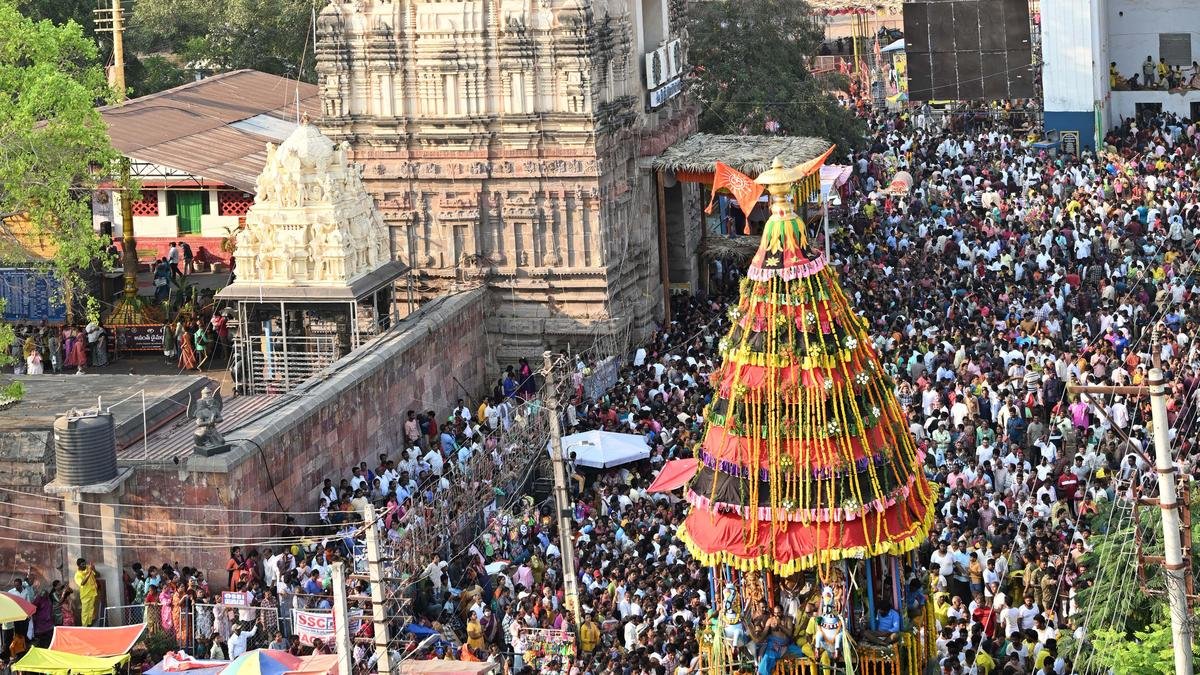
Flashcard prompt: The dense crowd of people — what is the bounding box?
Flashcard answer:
[8,323,110,375]
[34,102,1200,675]
[831,106,1200,674]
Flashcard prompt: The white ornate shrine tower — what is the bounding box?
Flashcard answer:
[218,122,407,394]
[315,0,699,360]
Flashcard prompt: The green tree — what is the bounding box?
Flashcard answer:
[0,0,117,299]
[686,0,865,152]
[1089,607,1200,674]
[128,55,190,98]
[129,0,315,83]
[1067,493,1200,672]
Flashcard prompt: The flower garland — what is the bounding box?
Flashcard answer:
[684,186,935,583]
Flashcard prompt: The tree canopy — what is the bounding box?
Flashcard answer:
[686,0,865,153]
[0,0,118,366]
[1064,493,1200,672]
[128,0,315,88]
[0,0,116,279]
[15,0,314,97]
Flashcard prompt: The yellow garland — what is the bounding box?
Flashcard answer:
[676,500,936,577]
[688,196,942,581]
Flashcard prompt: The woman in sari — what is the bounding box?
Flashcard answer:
[159,582,175,634]
[178,329,197,370]
[68,328,87,373]
[92,322,108,367]
[175,586,193,646]
[517,357,535,398]
[62,328,79,369]
[214,605,233,642]
[143,584,162,634]
[69,326,87,372]
[193,587,213,643]
[58,588,76,626]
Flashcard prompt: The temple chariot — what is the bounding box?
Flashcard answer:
[677,154,937,675]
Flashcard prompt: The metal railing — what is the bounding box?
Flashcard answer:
[234,334,340,395]
[102,601,283,653]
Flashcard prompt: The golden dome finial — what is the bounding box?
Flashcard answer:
[756,155,802,196]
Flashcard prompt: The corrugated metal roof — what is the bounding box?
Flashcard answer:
[101,70,320,193]
[118,393,280,464]
[229,114,299,141]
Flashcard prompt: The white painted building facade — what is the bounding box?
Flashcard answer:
[1042,0,1200,149]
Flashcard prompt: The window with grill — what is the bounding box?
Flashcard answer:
[217,190,254,217]
[129,191,159,217]
[1160,33,1192,67]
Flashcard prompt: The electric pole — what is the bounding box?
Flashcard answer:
[1149,366,1194,675]
[94,0,145,324]
[1068,336,1194,675]
[543,351,582,630]
[362,504,394,674]
[331,562,354,675]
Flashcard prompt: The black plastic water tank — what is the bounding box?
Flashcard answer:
[53,411,117,486]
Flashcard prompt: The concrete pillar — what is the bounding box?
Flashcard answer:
[96,498,124,615]
[61,494,83,573]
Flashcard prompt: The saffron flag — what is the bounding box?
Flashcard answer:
[705,162,765,222]
[794,145,837,180]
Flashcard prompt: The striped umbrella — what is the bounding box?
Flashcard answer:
[0,592,35,623]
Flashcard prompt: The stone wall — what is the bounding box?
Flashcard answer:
[123,288,491,579]
[0,289,489,590]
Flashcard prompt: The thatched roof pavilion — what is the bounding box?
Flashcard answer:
[653,133,831,182]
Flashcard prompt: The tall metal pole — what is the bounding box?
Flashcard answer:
[543,351,582,629]
[362,504,394,674]
[823,199,831,258]
[107,0,142,321]
[1149,367,1194,675]
[331,562,354,675]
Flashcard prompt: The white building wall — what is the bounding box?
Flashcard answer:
[1106,0,1200,80]
[1097,0,1112,127]
[1042,0,1101,113]
[1110,89,1200,123]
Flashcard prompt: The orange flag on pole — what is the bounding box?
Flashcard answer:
[705,162,765,227]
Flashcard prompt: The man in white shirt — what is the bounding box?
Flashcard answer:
[1017,596,1040,630]
[264,550,282,587]
[930,542,954,587]
[454,399,472,422]
[228,624,258,659]
[624,615,645,651]
[423,447,444,476]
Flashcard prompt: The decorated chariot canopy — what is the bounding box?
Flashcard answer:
[677,152,935,578]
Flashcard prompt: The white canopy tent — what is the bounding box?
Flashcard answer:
[551,430,651,468]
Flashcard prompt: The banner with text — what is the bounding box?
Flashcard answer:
[292,609,364,646]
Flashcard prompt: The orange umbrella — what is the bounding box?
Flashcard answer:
[0,592,35,623]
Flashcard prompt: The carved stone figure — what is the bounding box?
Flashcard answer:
[189,386,225,453]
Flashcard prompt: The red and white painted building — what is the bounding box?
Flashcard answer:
[96,70,319,267]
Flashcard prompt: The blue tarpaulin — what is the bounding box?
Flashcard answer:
[0,269,65,323]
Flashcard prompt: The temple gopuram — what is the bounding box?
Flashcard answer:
[678,155,937,675]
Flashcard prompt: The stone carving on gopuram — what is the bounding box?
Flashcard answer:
[313,0,699,359]
[234,119,392,286]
